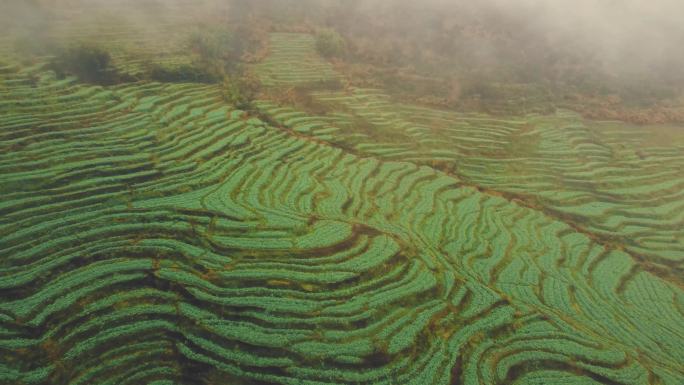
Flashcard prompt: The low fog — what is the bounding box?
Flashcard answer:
[4,0,683,71]
[3,0,684,118]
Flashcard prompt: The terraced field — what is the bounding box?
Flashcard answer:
[255,33,342,87]
[1,22,683,385]
[256,88,684,271]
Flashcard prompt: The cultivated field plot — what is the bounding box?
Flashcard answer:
[1,15,683,385]
[255,33,343,87]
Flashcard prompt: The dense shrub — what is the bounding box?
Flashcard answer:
[49,44,116,84]
[146,63,219,84]
[187,26,246,79]
[142,26,262,108]
[220,72,261,109]
[315,29,346,58]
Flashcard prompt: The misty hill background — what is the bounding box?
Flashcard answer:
[3,0,684,122]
